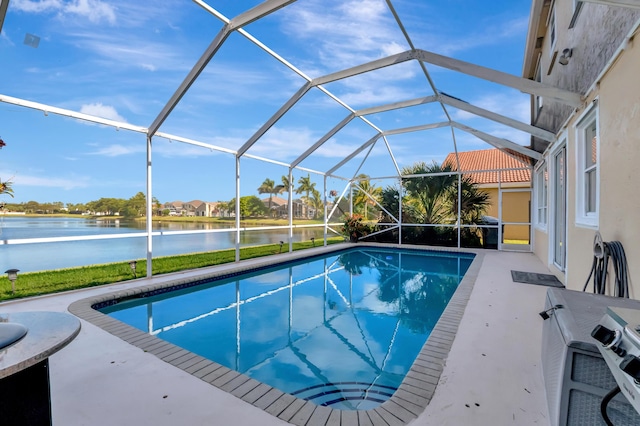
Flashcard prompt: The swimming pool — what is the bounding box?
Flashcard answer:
[70,244,482,424]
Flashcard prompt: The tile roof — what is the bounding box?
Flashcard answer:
[443,149,531,184]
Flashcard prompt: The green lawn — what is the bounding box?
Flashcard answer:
[0,237,344,302]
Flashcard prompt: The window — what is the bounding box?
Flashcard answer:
[548,4,556,54]
[576,107,599,227]
[534,59,543,115]
[535,165,548,228]
[569,1,584,29]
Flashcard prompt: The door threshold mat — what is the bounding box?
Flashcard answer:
[511,270,565,288]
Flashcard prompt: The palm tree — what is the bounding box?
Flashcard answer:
[449,174,491,225]
[280,175,291,195]
[398,161,490,245]
[353,174,381,220]
[296,174,316,218]
[309,188,324,219]
[0,179,14,198]
[0,139,14,199]
[257,178,283,213]
[402,162,457,225]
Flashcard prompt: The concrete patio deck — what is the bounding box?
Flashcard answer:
[0,248,552,425]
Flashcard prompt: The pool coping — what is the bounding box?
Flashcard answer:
[68,243,484,426]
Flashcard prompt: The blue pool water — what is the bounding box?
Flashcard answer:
[101,248,474,410]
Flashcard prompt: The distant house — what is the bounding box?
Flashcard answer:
[163,201,184,216]
[194,201,229,217]
[443,148,532,243]
[262,196,312,218]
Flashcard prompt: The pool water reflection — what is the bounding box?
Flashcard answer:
[101,247,474,410]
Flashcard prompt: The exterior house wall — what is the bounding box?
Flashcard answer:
[528,1,640,296]
[482,185,531,241]
[572,36,640,296]
[531,2,640,137]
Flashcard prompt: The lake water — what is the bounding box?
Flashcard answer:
[0,216,330,273]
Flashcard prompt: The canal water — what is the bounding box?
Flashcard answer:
[0,217,330,273]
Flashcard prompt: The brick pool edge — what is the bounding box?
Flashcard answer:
[68,243,484,426]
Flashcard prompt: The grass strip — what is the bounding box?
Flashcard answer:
[0,238,344,302]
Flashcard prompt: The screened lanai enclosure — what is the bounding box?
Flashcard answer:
[0,0,581,275]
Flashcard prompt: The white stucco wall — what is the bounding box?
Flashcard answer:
[534,25,640,297]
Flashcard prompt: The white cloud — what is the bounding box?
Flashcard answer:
[13,173,90,190]
[281,0,408,72]
[11,0,62,13]
[246,127,316,160]
[410,15,529,57]
[86,144,141,157]
[80,103,127,122]
[13,0,117,25]
[65,0,116,24]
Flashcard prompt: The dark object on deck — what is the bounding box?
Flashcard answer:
[480,216,499,249]
[511,270,564,288]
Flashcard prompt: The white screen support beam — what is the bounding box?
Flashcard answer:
[311,50,415,86]
[0,0,9,34]
[228,0,297,29]
[150,0,297,138]
[438,94,556,142]
[148,25,231,137]
[0,94,147,133]
[451,122,543,160]
[291,113,355,168]
[355,95,439,117]
[237,82,312,157]
[382,122,450,136]
[326,134,381,176]
[415,49,583,107]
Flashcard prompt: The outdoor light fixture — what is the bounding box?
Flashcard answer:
[5,269,19,294]
[311,237,315,247]
[129,260,137,278]
[558,48,573,66]
[279,241,284,253]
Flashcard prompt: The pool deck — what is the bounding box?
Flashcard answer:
[0,246,552,425]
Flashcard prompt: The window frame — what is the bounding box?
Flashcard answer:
[575,103,599,228]
[534,163,548,230]
[534,57,543,116]
[548,3,557,55]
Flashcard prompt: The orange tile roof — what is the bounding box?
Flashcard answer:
[443,149,531,184]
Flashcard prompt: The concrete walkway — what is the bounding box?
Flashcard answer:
[417,251,550,425]
[0,249,552,425]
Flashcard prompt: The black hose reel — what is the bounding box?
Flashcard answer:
[583,231,630,298]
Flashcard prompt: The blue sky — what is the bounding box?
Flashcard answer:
[0,0,532,205]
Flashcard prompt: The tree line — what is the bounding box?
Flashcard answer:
[257,174,323,219]
[0,192,158,217]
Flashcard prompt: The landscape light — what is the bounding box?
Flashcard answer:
[5,269,19,294]
[279,241,284,253]
[311,237,315,247]
[129,260,137,278]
